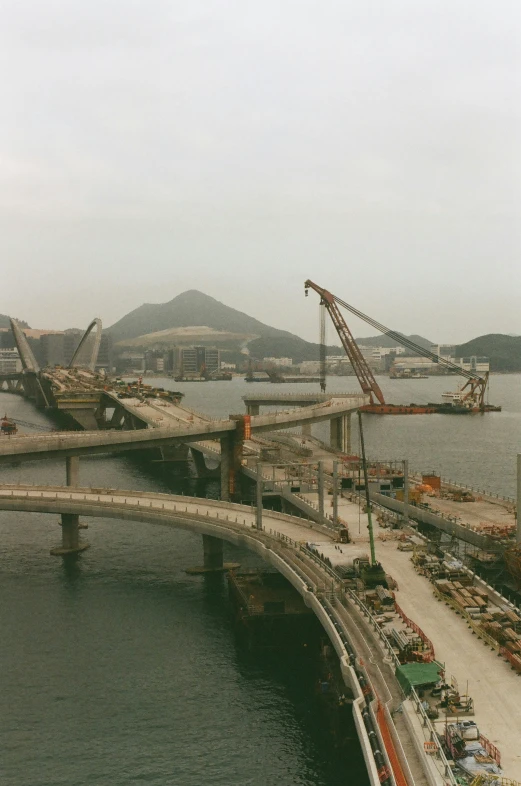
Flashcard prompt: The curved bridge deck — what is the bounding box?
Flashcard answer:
[0,483,458,785]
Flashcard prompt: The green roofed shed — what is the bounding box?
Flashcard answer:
[395,661,444,695]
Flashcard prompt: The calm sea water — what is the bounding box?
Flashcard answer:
[0,386,368,786]
[1,374,520,786]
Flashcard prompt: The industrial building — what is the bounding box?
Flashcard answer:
[0,348,22,373]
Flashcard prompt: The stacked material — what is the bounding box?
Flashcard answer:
[412,553,471,583]
[434,580,489,617]
[480,608,521,647]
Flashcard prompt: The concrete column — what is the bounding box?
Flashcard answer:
[51,454,89,556]
[342,413,351,454]
[202,535,224,570]
[247,403,260,416]
[61,513,80,550]
[318,461,325,517]
[220,433,234,502]
[517,454,521,545]
[330,416,342,450]
[329,415,351,453]
[66,455,80,486]
[301,422,312,437]
[256,462,263,530]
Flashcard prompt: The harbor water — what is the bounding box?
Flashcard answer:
[1,374,520,785]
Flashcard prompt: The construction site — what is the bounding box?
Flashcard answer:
[0,286,519,786]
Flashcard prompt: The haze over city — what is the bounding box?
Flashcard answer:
[1,1,520,342]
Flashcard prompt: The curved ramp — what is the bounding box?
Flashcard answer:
[69,318,102,371]
[9,318,40,373]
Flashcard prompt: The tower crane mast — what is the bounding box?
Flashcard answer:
[305,280,386,405]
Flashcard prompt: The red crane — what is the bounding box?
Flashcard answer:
[305,280,385,405]
[304,279,498,413]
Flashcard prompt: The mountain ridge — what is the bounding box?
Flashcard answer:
[106,290,434,361]
[456,334,521,372]
[0,314,30,329]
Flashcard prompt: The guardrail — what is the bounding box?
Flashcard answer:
[0,483,455,786]
[410,469,515,505]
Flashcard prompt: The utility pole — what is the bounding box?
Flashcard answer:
[332,460,339,527]
[256,462,263,530]
[318,461,325,517]
[358,411,376,567]
[403,459,409,528]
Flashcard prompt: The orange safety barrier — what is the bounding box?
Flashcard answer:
[376,703,409,786]
[500,646,521,674]
[480,734,501,767]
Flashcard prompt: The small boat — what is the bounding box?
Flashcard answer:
[1,414,17,435]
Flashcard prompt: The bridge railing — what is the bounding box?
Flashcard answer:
[0,483,457,785]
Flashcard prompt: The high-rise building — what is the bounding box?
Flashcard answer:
[180,346,220,375]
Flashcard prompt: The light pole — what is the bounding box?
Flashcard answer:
[332,460,339,527]
[256,461,263,530]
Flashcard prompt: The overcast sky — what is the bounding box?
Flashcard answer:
[1,1,520,343]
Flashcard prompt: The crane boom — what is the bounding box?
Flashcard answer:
[304,279,491,411]
[305,280,386,405]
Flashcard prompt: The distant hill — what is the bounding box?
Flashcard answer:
[456,334,521,372]
[118,325,258,348]
[107,290,296,343]
[0,314,30,329]
[108,290,342,360]
[356,333,434,350]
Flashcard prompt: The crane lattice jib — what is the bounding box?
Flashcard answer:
[305,280,385,405]
[305,279,489,410]
[328,291,489,408]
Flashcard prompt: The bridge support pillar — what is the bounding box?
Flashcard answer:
[301,422,311,437]
[50,455,89,556]
[186,535,240,575]
[220,433,234,501]
[246,403,260,416]
[220,431,243,502]
[330,414,351,453]
[50,513,90,557]
[66,455,80,486]
[203,535,223,570]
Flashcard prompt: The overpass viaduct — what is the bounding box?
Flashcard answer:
[0,394,367,500]
[0,482,452,786]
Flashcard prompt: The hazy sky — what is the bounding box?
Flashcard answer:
[1,1,520,343]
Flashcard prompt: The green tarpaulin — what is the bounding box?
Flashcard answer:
[395,661,444,695]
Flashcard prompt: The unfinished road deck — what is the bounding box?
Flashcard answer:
[0,395,367,464]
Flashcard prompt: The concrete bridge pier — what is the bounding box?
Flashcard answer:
[330,413,351,453]
[186,535,240,575]
[301,422,312,437]
[220,432,243,502]
[190,448,220,478]
[203,535,223,569]
[246,403,259,416]
[50,456,90,557]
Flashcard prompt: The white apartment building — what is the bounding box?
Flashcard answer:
[262,357,293,367]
